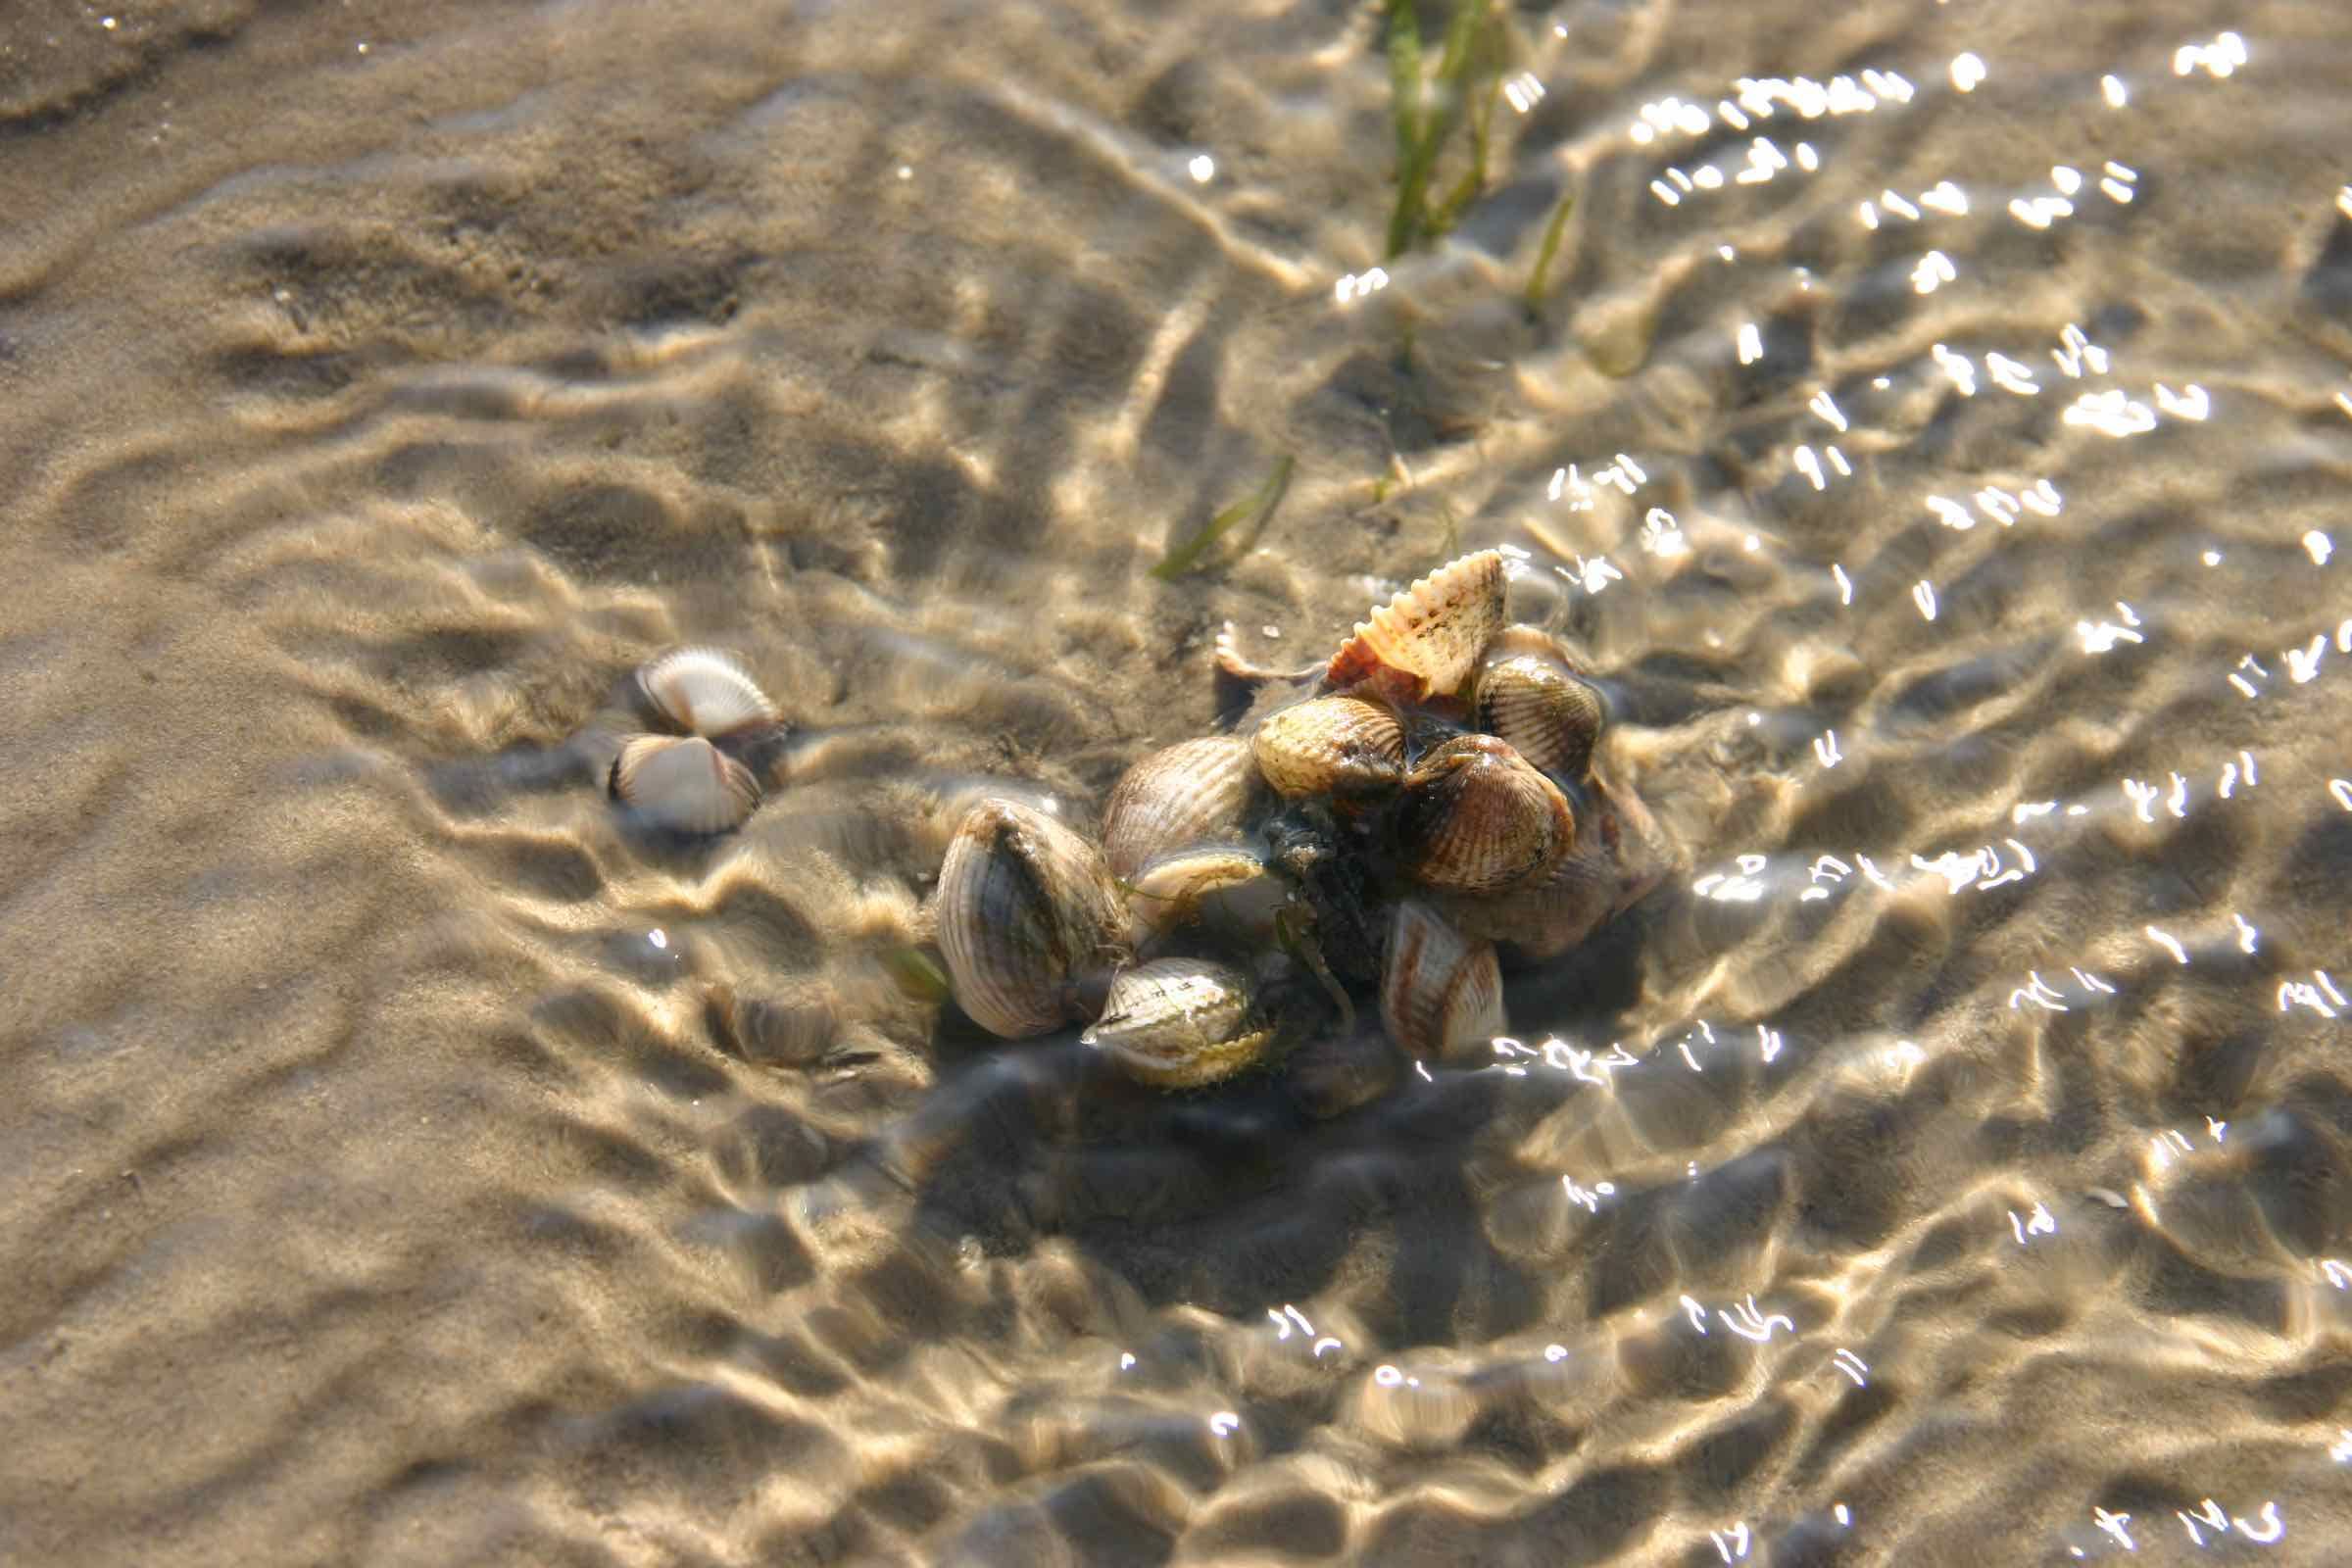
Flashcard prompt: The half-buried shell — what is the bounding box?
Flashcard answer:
[1325,550,1508,703]
[610,734,762,833]
[637,647,778,737]
[1101,735,1264,882]
[1380,900,1506,1060]
[1474,626,1606,783]
[935,798,1131,1039]
[1084,957,1277,1090]
[1392,734,1573,895]
[1251,696,1406,803]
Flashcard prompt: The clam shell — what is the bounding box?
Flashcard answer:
[1125,846,1281,946]
[935,798,1131,1039]
[1083,957,1276,1090]
[610,734,762,833]
[637,646,778,737]
[1380,900,1506,1060]
[1474,628,1606,782]
[1250,696,1406,803]
[1325,551,1507,702]
[1102,735,1264,882]
[1393,734,1573,895]
[1439,767,1676,960]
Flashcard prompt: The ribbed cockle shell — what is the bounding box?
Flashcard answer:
[1102,735,1263,882]
[637,647,778,737]
[1437,766,1676,960]
[1392,733,1573,895]
[1325,551,1507,703]
[610,734,762,833]
[1380,900,1506,1060]
[1084,957,1276,1090]
[1250,696,1406,803]
[935,798,1131,1039]
[1474,626,1606,783]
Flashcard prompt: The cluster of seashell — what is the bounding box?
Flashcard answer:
[605,647,785,833]
[929,551,1672,1101]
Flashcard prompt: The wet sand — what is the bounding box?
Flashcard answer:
[3,0,2350,1563]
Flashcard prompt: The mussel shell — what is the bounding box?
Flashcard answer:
[936,798,1131,1039]
[1250,696,1406,803]
[1102,735,1264,882]
[1325,550,1507,703]
[1474,628,1606,783]
[1083,957,1276,1090]
[1380,900,1507,1060]
[610,734,762,833]
[1392,734,1573,895]
[1125,846,1284,947]
[637,646,778,737]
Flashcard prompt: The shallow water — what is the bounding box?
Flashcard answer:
[4,1,2350,1563]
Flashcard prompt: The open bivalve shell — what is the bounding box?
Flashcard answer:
[1250,696,1406,803]
[1325,550,1507,702]
[1125,847,1283,947]
[1380,900,1507,1060]
[1474,627,1606,783]
[935,798,1131,1039]
[1102,735,1264,881]
[610,734,762,834]
[1084,957,1277,1090]
[637,647,778,737]
[1393,734,1574,895]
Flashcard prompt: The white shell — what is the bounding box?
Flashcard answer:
[1102,735,1263,882]
[1125,847,1283,947]
[1084,957,1274,1090]
[1380,900,1506,1060]
[610,734,762,833]
[935,798,1130,1039]
[1325,551,1508,702]
[637,647,778,737]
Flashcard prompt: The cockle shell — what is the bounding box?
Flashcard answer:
[1102,735,1264,882]
[1125,847,1282,946]
[610,734,762,833]
[1325,550,1507,703]
[1392,734,1573,895]
[1083,957,1277,1089]
[1380,900,1507,1060]
[935,798,1131,1039]
[1437,767,1676,960]
[637,647,778,737]
[1251,696,1406,803]
[1474,626,1606,783]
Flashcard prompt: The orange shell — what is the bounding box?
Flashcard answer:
[1325,551,1508,701]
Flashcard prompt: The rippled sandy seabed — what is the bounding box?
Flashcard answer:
[6,0,2352,1562]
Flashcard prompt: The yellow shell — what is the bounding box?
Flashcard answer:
[1325,551,1508,702]
[1380,900,1506,1060]
[1474,626,1606,782]
[935,798,1131,1039]
[1083,957,1277,1089]
[1101,735,1263,882]
[636,647,778,737]
[1393,734,1573,895]
[1250,696,1406,802]
[609,734,762,833]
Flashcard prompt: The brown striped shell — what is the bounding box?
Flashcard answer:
[609,734,762,833]
[1250,696,1406,803]
[1473,626,1606,783]
[1438,766,1677,960]
[1101,735,1264,882]
[1391,734,1573,895]
[1325,550,1508,702]
[1380,900,1507,1060]
[637,647,779,737]
[1083,956,1277,1090]
[935,798,1132,1039]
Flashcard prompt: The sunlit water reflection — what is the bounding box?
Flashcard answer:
[1,0,2348,1562]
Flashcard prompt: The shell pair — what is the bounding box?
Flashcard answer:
[609,648,779,834]
[934,794,1280,1089]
